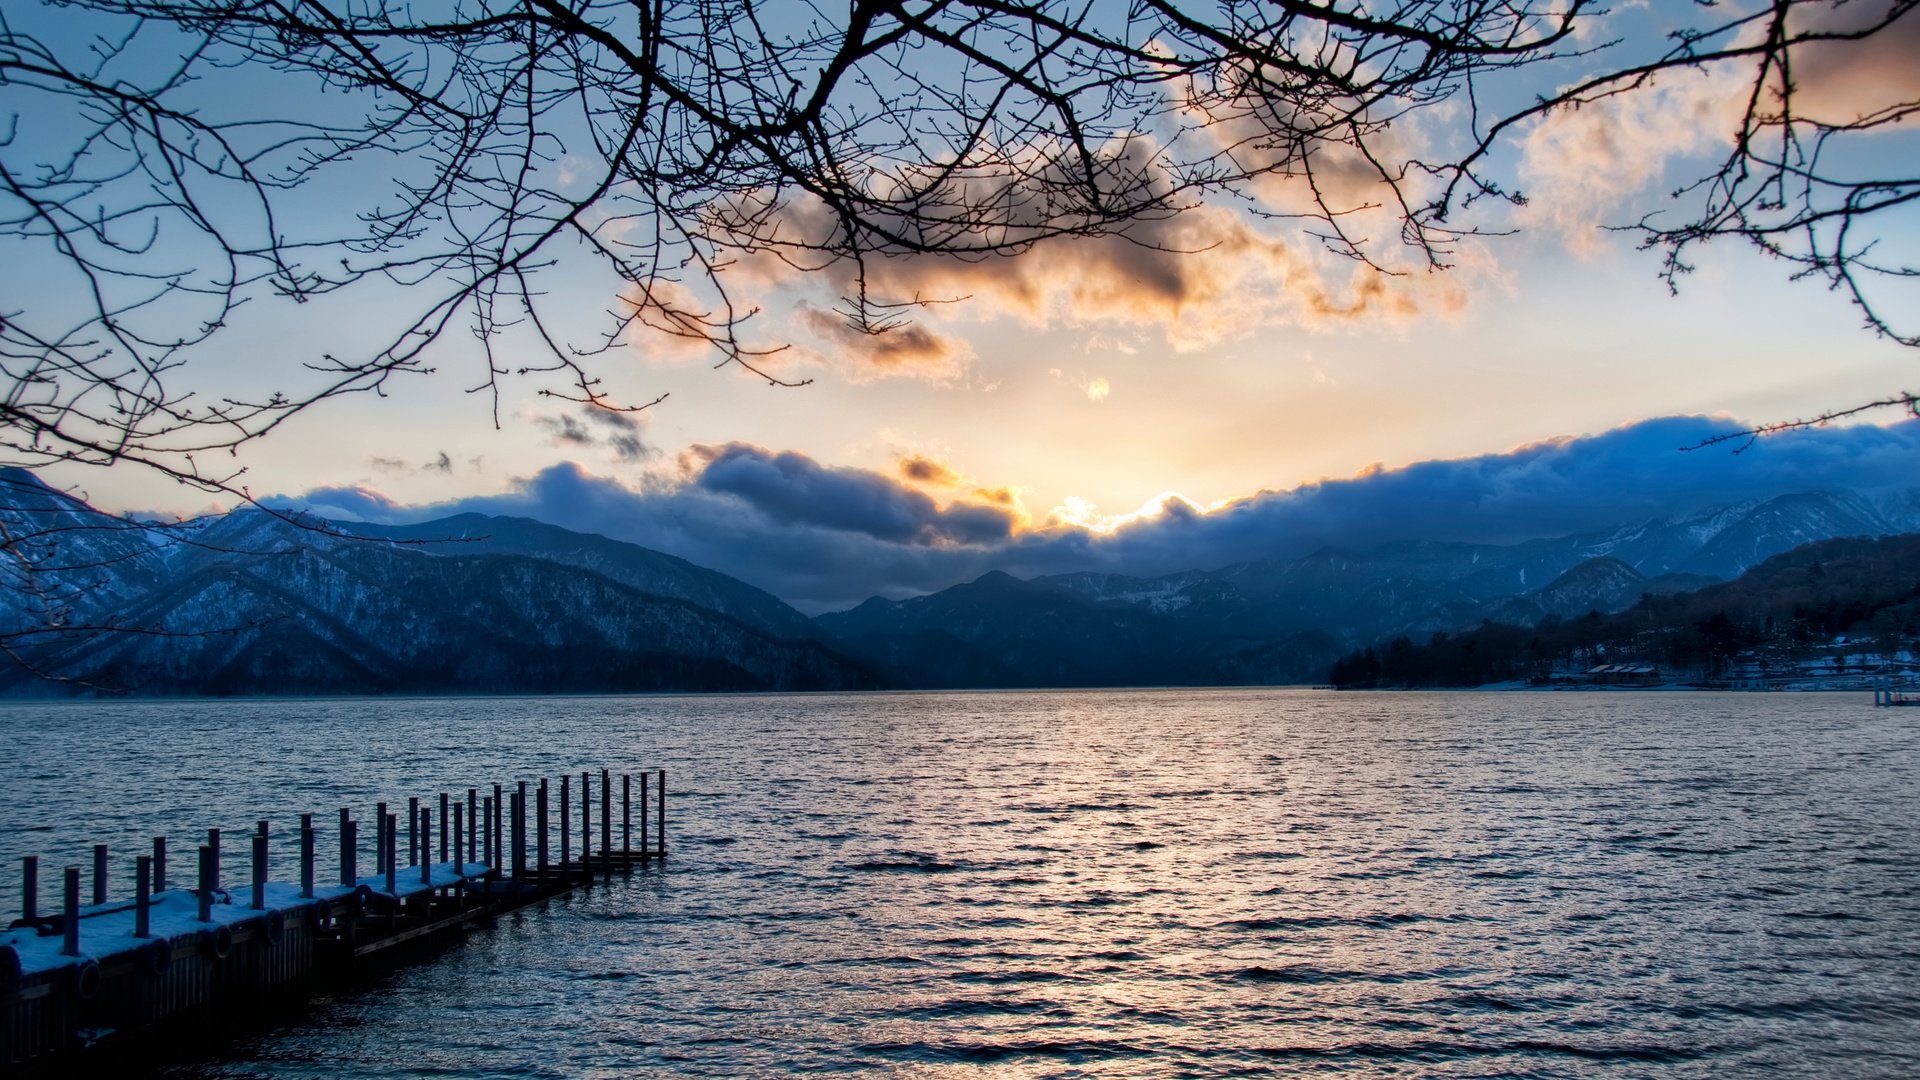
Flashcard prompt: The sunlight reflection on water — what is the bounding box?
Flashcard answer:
[1,688,1916,1076]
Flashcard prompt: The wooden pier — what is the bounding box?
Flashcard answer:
[1873,677,1917,707]
[1,767,666,1073]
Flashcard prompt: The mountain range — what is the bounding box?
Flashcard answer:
[0,471,876,695]
[815,490,1920,686]
[1,468,1915,695]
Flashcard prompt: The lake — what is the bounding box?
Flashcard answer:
[2,689,1916,1076]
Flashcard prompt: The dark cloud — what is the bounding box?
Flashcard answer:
[282,416,1920,612]
[899,454,962,487]
[534,406,655,461]
[535,413,595,447]
[686,442,1016,546]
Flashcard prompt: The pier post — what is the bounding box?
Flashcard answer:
[595,764,610,864]
[537,779,550,880]
[513,781,527,882]
[467,788,478,865]
[300,814,315,899]
[492,784,504,874]
[93,844,108,906]
[153,836,166,893]
[62,867,80,956]
[641,773,649,856]
[208,828,221,892]
[339,809,356,886]
[601,768,612,872]
[658,769,667,856]
[623,773,631,858]
[453,803,464,870]
[197,846,214,922]
[375,802,388,874]
[560,775,571,873]
[384,813,397,897]
[482,796,494,868]
[408,797,419,869]
[252,822,268,910]
[581,770,591,868]
[421,809,433,887]
[135,854,152,938]
[439,793,450,863]
[21,855,36,922]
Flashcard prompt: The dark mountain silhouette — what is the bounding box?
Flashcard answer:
[0,477,875,696]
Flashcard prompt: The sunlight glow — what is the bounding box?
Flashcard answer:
[1045,490,1209,534]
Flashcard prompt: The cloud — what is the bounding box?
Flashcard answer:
[281,416,1920,611]
[899,454,963,488]
[532,405,655,462]
[683,442,1017,546]
[1517,3,1919,246]
[1788,1,1920,127]
[1066,415,1920,575]
[1519,65,1749,246]
[777,203,1459,351]
[796,304,970,382]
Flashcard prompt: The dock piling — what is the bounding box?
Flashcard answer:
[439,793,450,863]
[408,797,419,869]
[300,814,315,899]
[641,773,649,854]
[93,844,108,906]
[21,855,37,922]
[658,769,667,855]
[622,773,631,858]
[581,770,591,867]
[339,810,356,886]
[153,836,166,893]
[537,779,549,880]
[134,854,152,938]
[560,775,571,870]
[600,768,612,873]
[513,781,527,882]
[466,788,478,865]
[492,784,504,874]
[252,823,268,910]
[61,867,79,956]
[196,846,214,922]
[421,809,433,886]
[384,813,397,897]
[208,828,221,892]
[375,803,388,874]
[481,796,494,868]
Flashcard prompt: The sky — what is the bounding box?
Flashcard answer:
[13,1,1920,611]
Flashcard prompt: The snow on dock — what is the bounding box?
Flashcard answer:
[2,768,666,1072]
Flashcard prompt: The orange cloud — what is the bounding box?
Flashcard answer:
[1789,1,1920,127]
[796,304,970,382]
[699,129,1466,367]
[898,454,963,488]
[777,201,1460,352]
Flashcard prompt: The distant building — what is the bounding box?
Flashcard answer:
[1583,663,1660,687]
